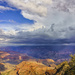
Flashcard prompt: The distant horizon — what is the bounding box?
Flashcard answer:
[0,43,75,47]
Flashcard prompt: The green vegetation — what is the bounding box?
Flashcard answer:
[64,54,75,75]
[55,54,75,75]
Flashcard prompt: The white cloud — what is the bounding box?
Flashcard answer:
[18,23,45,32]
[51,0,75,13]
[0,6,14,10]
[1,0,75,45]
[0,20,16,23]
[5,0,52,17]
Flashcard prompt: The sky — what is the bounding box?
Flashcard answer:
[0,0,75,46]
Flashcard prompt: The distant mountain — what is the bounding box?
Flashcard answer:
[0,45,75,62]
[0,51,33,64]
[0,51,10,59]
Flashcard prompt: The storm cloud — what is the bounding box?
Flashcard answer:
[0,0,75,45]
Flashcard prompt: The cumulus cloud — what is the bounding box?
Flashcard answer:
[0,0,75,45]
[0,6,14,10]
[51,0,75,13]
[5,0,52,18]
[0,29,10,45]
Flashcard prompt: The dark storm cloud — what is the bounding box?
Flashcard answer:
[6,26,75,45]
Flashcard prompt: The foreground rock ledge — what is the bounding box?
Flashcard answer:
[3,61,56,75]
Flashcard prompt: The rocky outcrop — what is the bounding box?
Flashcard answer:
[0,51,10,59]
[2,61,55,75]
[0,63,5,71]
